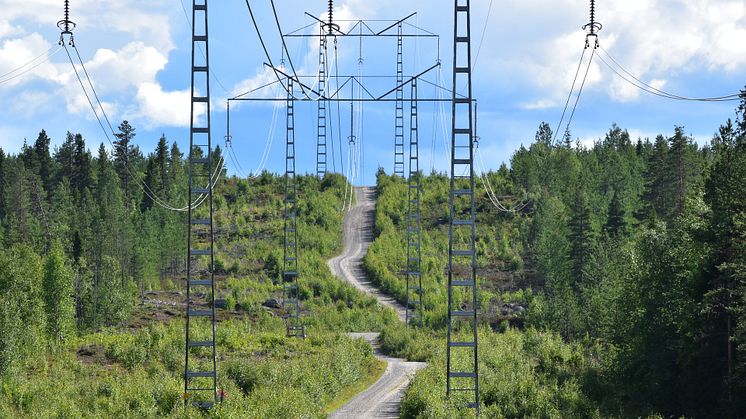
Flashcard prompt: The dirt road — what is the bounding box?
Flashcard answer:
[330,333,426,419]
[328,187,426,418]
[327,187,407,322]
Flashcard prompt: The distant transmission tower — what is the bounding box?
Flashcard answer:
[316,31,329,178]
[184,0,217,409]
[446,0,479,413]
[283,77,306,338]
[405,77,423,327]
[393,22,406,178]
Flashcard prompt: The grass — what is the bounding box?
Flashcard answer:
[323,358,387,414]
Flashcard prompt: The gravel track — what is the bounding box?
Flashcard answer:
[328,187,426,418]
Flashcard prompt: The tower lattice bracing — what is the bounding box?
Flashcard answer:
[406,77,423,327]
[447,0,479,413]
[184,0,217,409]
[283,77,305,338]
[393,22,405,177]
[317,31,328,178]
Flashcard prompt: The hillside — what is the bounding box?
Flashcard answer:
[1,91,746,417]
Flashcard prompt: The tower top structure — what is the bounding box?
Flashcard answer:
[57,0,76,46]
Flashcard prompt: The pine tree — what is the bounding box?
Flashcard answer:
[704,116,746,410]
[667,127,699,220]
[33,130,54,194]
[568,185,596,289]
[535,122,553,146]
[605,190,626,237]
[72,134,93,198]
[155,134,169,193]
[6,159,31,244]
[141,158,156,212]
[640,135,669,221]
[113,120,136,203]
[54,132,76,185]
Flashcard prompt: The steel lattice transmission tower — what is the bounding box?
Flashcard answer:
[446,0,479,413]
[393,22,406,178]
[405,77,423,327]
[316,31,329,178]
[184,0,217,409]
[283,77,306,338]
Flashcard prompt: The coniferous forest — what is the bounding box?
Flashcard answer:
[1,91,746,417]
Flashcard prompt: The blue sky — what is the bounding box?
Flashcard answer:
[1,0,745,185]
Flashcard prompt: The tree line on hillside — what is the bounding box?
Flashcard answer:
[503,93,746,416]
[0,121,225,375]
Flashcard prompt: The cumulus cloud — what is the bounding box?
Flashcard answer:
[0,33,57,88]
[504,0,746,106]
[81,42,168,92]
[1,0,183,129]
[134,82,203,128]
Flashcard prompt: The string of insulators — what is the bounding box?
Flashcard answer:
[63,0,70,31]
[328,0,334,35]
[57,0,76,46]
[582,0,602,49]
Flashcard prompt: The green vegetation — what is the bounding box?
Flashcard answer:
[0,123,394,417]
[365,92,746,417]
[2,89,746,417]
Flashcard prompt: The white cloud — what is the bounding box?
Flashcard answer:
[451,0,746,106]
[0,19,22,39]
[521,99,556,110]
[82,42,168,92]
[0,33,57,88]
[134,82,204,128]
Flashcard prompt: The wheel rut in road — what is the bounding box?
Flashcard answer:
[328,187,426,419]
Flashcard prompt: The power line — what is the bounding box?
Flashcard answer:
[0,45,58,80]
[563,48,596,141]
[0,47,62,85]
[472,0,494,70]
[64,42,221,212]
[552,47,587,144]
[243,0,290,95]
[178,0,229,94]
[597,45,740,102]
[270,0,310,99]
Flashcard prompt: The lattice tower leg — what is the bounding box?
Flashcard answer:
[446,0,479,413]
[184,0,217,409]
[406,78,423,327]
[393,22,405,177]
[283,78,305,338]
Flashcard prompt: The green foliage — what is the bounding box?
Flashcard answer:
[398,328,599,418]
[43,242,76,341]
[0,245,45,376]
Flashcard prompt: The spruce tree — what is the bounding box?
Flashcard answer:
[568,185,595,289]
[54,132,76,184]
[604,190,626,237]
[113,120,136,203]
[33,130,53,194]
[72,134,93,198]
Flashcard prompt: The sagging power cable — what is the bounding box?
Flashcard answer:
[0,46,62,85]
[596,45,740,102]
[552,48,587,144]
[64,42,222,212]
[270,0,310,99]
